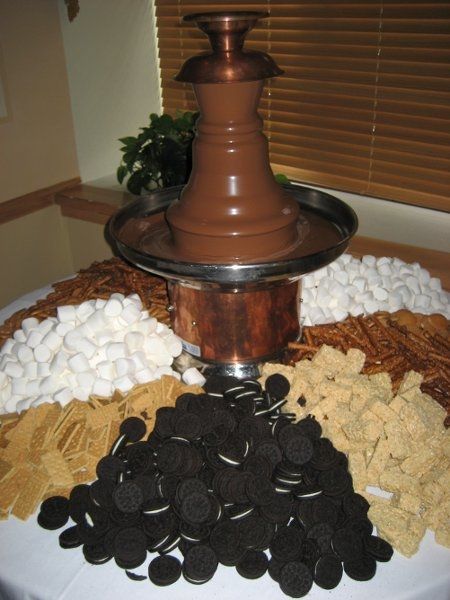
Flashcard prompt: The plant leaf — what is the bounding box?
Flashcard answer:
[116,164,128,184]
[274,173,290,184]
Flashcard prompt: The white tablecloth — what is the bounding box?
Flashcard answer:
[0,288,449,600]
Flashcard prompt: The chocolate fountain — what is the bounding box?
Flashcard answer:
[111,11,357,377]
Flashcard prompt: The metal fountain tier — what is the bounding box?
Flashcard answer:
[110,11,358,377]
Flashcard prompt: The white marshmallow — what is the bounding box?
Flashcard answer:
[364,300,379,314]
[57,305,77,323]
[349,303,364,317]
[34,344,52,363]
[24,362,38,379]
[31,395,52,408]
[76,300,96,321]
[50,351,67,375]
[119,303,141,326]
[135,368,156,384]
[16,344,34,364]
[113,375,135,393]
[104,298,123,317]
[115,357,136,377]
[373,287,388,301]
[334,270,349,287]
[13,329,27,343]
[11,379,28,396]
[67,353,90,373]
[26,380,41,396]
[429,277,442,291]
[96,361,114,381]
[16,397,34,413]
[331,308,348,322]
[130,352,148,372]
[95,298,107,309]
[125,331,145,352]
[377,263,392,276]
[27,330,43,349]
[137,318,158,336]
[77,338,97,360]
[302,274,316,289]
[376,257,391,267]
[3,361,24,378]
[64,329,83,352]
[4,396,18,413]
[55,322,74,337]
[76,370,96,389]
[155,366,176,378]
[164,335,183,357]
[37,319,54,337]
[362,255,376,267]
[85,310,108,334]
[1,338,15,354]
[406,276,421,295]
[182,367,206,387]
[54,387,73,406]
[0,371,7,389]
[92,378,113,397]
[307,306,325,323]
[73,386,90,401]
[110,292,125,302]
[414,294,431,310]
[37,363,51,377]
[21,317,39,336]
[42,330,63,352]
[353,277,366,293]
[396,285,412,304]
[105,342,127,362]
[40,375,61,395]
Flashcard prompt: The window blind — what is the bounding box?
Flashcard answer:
[154,1,450,212]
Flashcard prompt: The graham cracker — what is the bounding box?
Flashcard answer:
[12,469,50,521]
[41,449,74,488]
[0,465,33,512]
[0,458,13,482]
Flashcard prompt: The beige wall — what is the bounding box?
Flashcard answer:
[0,0,79,203]
[58,0,161,182]
[62,217,114,273]
[0,206,73,307]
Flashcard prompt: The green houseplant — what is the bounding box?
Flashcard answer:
[117,110,289,195]
[117,111,199,195]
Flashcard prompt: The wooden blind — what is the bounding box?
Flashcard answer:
[155,1,450,212]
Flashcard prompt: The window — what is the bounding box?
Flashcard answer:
[155,1,450,212]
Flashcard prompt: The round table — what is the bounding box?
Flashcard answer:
[0,287,449,600]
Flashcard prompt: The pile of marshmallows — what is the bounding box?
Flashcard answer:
[0,293,204,415]
[301,254,450,326]
[0,255,449,414]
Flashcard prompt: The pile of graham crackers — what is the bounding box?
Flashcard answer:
[0,375,202,521]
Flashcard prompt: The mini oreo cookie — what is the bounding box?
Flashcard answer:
[270,525,303,562]
[113,481,144,513]
[314,553,343,589]
[96,455,126,481]
[331,527,363,562]
[183,544,218,582]
[83,542,112,565]
[265,374,290,400]
[149,555,182,586]
[180,492,211,525]
[284,435,314,466]
[364,534,394,562]
[38,496,70,530]
[59,525,82,549]
[279,561,313,598]
[236,550,268,579]
[344,555,377,581]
